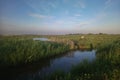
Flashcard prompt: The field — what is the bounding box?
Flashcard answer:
[0,34,120,80]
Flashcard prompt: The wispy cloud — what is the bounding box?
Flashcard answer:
[105,0,112,4]
[74,14,82,17]
[49,2,56,8]
[76,22,88,27]
[65,10,69,15]
[89,12,107,24]
[29,13,52,19]
[24,0,51,13]
[63,0,68,3]
[24,0,42,12]
[104,0,113,10]
[54,20,65,25]
[75,12,107,28]
[75,0,86,8]
[79,2,86,8]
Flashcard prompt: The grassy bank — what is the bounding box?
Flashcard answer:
[49,34,120,50]
[45,40,120,80]
[0,37,69,67]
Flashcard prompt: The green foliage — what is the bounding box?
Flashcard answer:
[45,40,120,80]
[0,34,120,80]
[0,37,69,67]
[49,34,120,50]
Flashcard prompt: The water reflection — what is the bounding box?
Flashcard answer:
[0,50,96,80]
[33,38,49,41]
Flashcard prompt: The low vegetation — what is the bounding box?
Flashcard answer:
[0,34,120,80]
[49,34,120,50]
[0,37,69,67]
[45,40,120,80]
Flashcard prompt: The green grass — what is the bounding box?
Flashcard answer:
[0,37,69,67]
[49,34,120,49]
[45,40,120,80]
[0,34,120,80]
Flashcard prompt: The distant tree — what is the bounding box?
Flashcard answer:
[99,33,104,35]
[88,33,93,35]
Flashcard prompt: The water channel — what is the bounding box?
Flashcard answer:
[0,50,96,80]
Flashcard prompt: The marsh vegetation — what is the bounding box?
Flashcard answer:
[46,40,120,80]
[0,34,120,80]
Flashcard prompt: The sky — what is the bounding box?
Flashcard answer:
[0,0,120,34]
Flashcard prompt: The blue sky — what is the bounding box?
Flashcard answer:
[0,0,120,34]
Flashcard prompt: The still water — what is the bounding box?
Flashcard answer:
[1,50,96,80]
[33,38,50,41]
